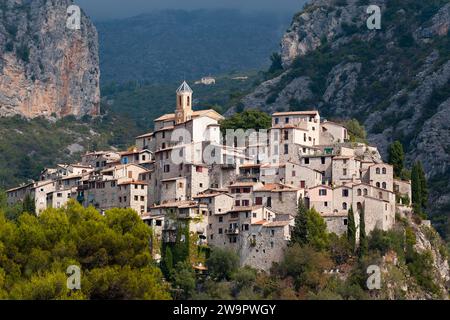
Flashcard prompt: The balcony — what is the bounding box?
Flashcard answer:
[225,228,240,235]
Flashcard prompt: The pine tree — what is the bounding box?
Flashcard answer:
[359,208,368,257]
[388,141,405,178]
[290,198,308,246]
[347,206,356,251]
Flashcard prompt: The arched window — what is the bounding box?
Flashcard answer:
[376,182,380,188]
[379,192,383,199]
[187,96,190,106]
[382,167,386,174]
[376,168,380,174]
[363,188,368,196]
[342,202,348,210]
[382,182,387,189]
[357,189,362,196]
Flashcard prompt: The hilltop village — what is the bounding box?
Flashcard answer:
[6,82,413,271]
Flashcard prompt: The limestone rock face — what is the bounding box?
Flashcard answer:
[0,0,100,118]
[236,0,450,216]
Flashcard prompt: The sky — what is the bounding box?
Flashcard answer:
[75,0,307,20]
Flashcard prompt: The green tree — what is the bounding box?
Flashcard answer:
[220,109,272,132]
[411,161,428,218]
[171,261,196,299]
[268,52,283,74]
[206,248,239,281]
[290,198,308,246]
[0,200,171,300]
[162,246,174,277]
[345,119,367,143]
[347,206,357,251]
[22,194,36,216]
[306,208,330,251]
[388,141,405,177]
[277,244,333,291]
[359,208,368,257]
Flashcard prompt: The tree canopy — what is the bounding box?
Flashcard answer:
[220,109,272,132]
[0,200,171,300]
[388,141,405,178]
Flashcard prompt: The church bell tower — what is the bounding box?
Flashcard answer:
[175,81,193,124]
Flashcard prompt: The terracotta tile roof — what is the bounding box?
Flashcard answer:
[272,111,319,116]
[252,220,267,225]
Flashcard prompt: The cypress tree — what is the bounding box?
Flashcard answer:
[411,162,421,213]
[22,194,36,215]
[163,246,174,277]
[359,208,368,257]
[290,198,308,246]
[347,206,356,251]
[388,141,405,178]
[417,161,428,211]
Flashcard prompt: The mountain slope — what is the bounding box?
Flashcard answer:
[0,0,100,118]
[96,9,292,84]
[233,0,450,232]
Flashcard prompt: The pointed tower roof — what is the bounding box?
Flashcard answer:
[176,81,193,94]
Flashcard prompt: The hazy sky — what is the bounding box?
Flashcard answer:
[75,0,307,20]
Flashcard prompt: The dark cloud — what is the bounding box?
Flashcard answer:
[75,0,306,19]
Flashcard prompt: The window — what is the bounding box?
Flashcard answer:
[219,228,223,234]
[292,170,296,177]
[164,165,170,173]
[235,200,240,206]
[364,188,368,196]
[344,219,348,225]
[242,200,250,206]
[304,133,307,142]
[319,189,327,196]
[321,157,326,164]
[342,202,348,210]
[285,117,289,124]
[284,130,289,139]
[255,197,263,205]
[324,201,328,207]
[141,196,145,201]
[304,158,310,165]
[382,168,387,174]
[273,145,279,155]
[342,189,349,197]
[376,168,380,174]
[134,196,138,201]
[219,217,223,223]
[382,182,387,189]
[357,189,362,196]
[300,181,306,188]
[196,166,203,173]
[284,144,289,155]
[275,118,279,125]
[343,168,347,176]
[252,212,257,218]
[376,182,380,188]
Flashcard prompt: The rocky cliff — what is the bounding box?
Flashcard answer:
[0,0,100,118]
[233,0,450,224]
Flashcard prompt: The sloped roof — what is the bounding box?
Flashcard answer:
[176,81,193,94]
